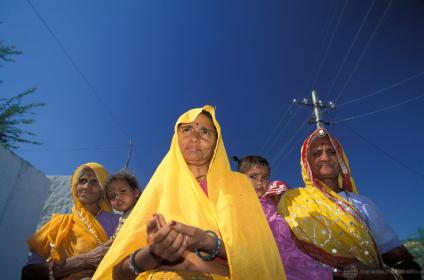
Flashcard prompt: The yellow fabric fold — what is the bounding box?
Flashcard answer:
[93,105,285,280]
[27,162,112,280]
[278,128,380,268]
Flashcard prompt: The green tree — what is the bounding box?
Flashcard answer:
[0,43,22,63]
[0,41,45,149]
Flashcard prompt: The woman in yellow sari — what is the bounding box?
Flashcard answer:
[93,105,285,280]
[279,128,421,279]
[22,162,120,280]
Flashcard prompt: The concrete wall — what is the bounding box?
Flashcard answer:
[0,145,51,280]
[39,176,72,228]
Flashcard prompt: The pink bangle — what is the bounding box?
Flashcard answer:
[48,260,55,280]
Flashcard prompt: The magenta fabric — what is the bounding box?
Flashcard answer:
[199,180,208,197]
[260,197,333,280]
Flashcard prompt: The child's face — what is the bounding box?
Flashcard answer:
[246,164,270,197]
[107,179,140,212]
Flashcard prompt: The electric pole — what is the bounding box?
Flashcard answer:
[124,137,133,169]
[293,90,336,128]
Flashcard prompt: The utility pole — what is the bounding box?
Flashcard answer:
[293,90,335,128]
[124,137,133,169]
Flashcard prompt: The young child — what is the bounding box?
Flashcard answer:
[234,155,333,280]
[105,170,141,239]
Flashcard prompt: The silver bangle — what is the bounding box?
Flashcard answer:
[48,260,55,280]
[129,249,143,276]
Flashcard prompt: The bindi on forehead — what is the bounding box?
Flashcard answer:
[194,121,213,130]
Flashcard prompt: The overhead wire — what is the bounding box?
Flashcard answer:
[268,1,350,169]
[292,1,424,184]
[311,0,350,89]
[25,0,129,138]
[266,1,349,164]
[326,0,376,99]
[273,128,309,173]
[19,143,165,152]
[261,105,299,156]
[20,146,129,152]
[333,92,424,123]
[334,0,394,103]
[337,70,424,108]
[269,114,311,168]
[339,122,424,180]
[259,103,295,155]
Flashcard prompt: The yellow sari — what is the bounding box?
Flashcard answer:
[27,162,113,280]
[279,128,381,268]
[93,105,285,280]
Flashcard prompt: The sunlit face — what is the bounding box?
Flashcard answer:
[246,164,270,198]
[177,113,217,167]
[76,168,102,207]
[308,137,340,181]
[106,179,140,212]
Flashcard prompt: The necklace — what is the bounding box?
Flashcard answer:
[76,209,102,244]
[95,209,103,217]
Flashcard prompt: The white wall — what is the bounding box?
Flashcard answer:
[0,145,51,280]
[39,176,72,228]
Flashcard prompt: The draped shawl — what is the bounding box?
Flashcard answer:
[278,128,381,268]
[93,105,285,280]
[28,162,112,279]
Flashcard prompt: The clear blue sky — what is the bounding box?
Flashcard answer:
[1,0,424,239]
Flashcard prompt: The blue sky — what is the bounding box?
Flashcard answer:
[1,0,424,239]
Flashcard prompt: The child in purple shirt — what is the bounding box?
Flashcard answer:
[234,155,332,280]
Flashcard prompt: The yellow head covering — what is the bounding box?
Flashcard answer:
[279,128,381,268]
[71,162,112,212]
[28,162,112,264]
[93,105,285,280]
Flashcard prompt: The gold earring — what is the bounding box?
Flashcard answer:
[338,173,343,189]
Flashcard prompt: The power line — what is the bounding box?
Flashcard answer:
[261,2,348,158]
[326,0,376,99]
[19,143,165,152]
[311,0,350,89]
[271,2,349,166]
[337,70,424,108]
[263,106,299,157]
[25,0,129,138]
[293,90,336,128]
[339,122,424,180]
[20,146,128,152]
[334,0,394,103]
[259,103,294,154]
[124,138,133,169]
[334,92,424,123]
[270,113,311,168]
[260,105,299,156]
[274,128,309,172]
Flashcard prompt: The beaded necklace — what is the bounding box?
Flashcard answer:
[76,209,102,244]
